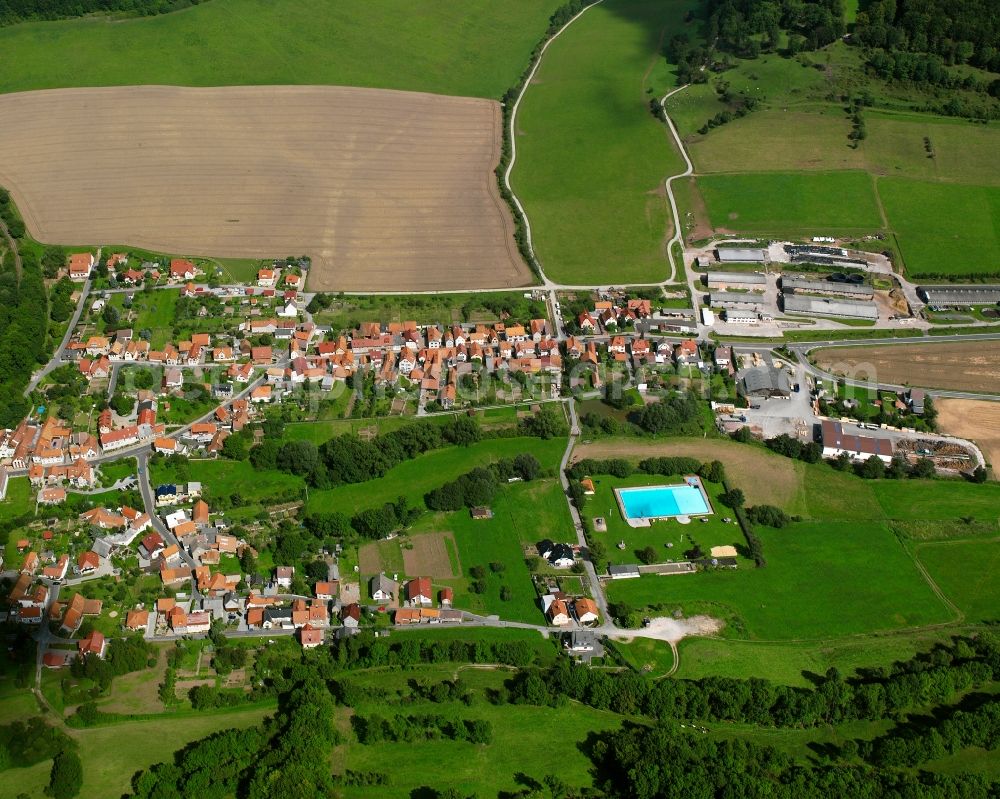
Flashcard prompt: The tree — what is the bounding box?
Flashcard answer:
[970,466,988,484]
[443,415,481,446]
[719,488,745,509]
[910,457,936,479]
[858,455,886,480]
[276,440,320,476]
[638,546,658,565]
[46,749,83,799]
[133,368,155,390]
[101,304,121,327]
[700,459,726,484]
[221,433,250,461]
[520,406,568,439]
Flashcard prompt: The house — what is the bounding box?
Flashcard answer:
[125,609,149,631]
[909,389,926,415]
[38,487,67,505]
[406,577,433,606]
[537,539,575,569]
[315,580,338,601]
[340,602,361,628]
[674,339,700,366]
[78,630,107,659]
[370,573,397,602]
[169,259,196,281]
[43,555,70,582]
[439,588,453,607]
[192,499,209,525]
[257,268,277,287]
[153,437,180,455]
[547,598,571,626]
[155,484,180,506]
[299,624,324,649]
[275,566,294,589]
[608,564,641,579]
[574,598,599,624]
[140,532,165,559]
[68,252,94,280]
[76,551,100,574]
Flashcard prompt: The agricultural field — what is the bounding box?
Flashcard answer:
[812,341,1000,393]
[511,0,696,284]
[877,178,1000,278]
[0,0,562,100]
[916,540,1000,623]
[0,86,530,292]
[695,171,884,234]
[936,399,1000,474]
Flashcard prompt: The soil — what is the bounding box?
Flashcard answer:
[402,531,461,578]
[612,614,723,643]
[0,85,532,291]
[814,341,1000,393]
[936,399,1000,477]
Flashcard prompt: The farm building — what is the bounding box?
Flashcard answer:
[705,271,767,289]
[709,291,766,309]
[608,564,640,579]
[738,366,791,399]
[723,310,760,324]
[782,295,878,321]
[715,248,768,263]
[781,277,874,299]
[918,284,1000,306]
[820,420,893,463]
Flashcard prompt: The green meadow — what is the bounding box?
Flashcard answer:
[0,0,562,99]
[607,520,953,639]
[305,436,567,515]
[916,539,1000,623]
[511,0,697,284]
[877,178,1000,278]
[695,171,884,233]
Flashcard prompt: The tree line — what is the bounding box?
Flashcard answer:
[353,713,492,745]
[425,453,541,511]
[0,0,201,27]
[504,632,1000,728]
[707,0,845,58]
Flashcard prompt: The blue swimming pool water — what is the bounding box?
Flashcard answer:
[619,483,710,519]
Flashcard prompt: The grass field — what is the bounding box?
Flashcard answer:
[150,458,303,517]
[877,177,1000,278]
[696,171,884,233]
[607,520,954,639]
[511,0,696,284]
[916,540,1000,623]
[305,436,567,515]
[338,668,622,798]
[675,628,968,685]
[104,288,179,348]
[0,0,562,100]
[0,704,274,799]
[0,476,35,524]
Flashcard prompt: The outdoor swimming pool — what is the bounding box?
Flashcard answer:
[616,480,712,521]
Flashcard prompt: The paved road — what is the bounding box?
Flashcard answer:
[25,263,96,395]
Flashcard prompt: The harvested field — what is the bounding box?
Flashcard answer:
[570,438,806,513]
[358,538,405,577]
[813,341,1000,393]
[403,532,461,579]
[936,399,1000,476]
[0,86,532,291]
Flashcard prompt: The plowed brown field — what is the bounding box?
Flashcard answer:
[0,86,532,291]
[936,399,1000,475]
[814,341,1000,392]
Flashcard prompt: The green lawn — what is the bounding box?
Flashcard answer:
[0,476,35,525]
[696,170,884,234]
[305,436,567,515]
[916,540,1000,623]
[0,0,562,99]
[98,458,135,485]
[877,177,1000,278]
[511,0,697,284]
[104,288,179,348]
[580,473,745,566]
[607,520,954,639]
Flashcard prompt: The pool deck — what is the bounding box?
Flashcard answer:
[614,477,714,529]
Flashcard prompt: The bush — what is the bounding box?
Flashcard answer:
[745,505,792,529]
[46,749,83,799]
